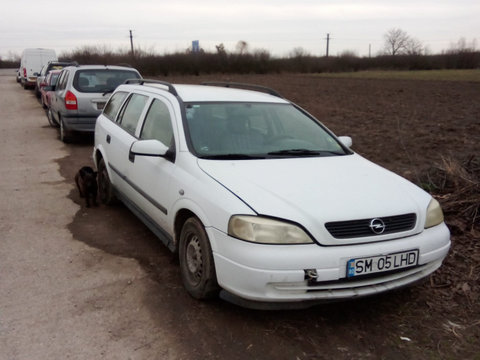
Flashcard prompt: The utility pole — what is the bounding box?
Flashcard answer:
[325,33,331,57]
[129,30,134,57]
[369,44,371,58]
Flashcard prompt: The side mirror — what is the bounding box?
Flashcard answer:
[338,136,352,148]
[129,139,168,161]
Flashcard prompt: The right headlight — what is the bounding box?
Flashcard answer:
[228,215,314,244]
[425,198,444,229]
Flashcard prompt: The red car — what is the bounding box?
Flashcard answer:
[39,70,61,126]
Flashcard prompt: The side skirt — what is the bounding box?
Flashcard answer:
[114,188,176,252]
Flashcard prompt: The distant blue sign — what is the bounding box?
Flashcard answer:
[192,40,200,53]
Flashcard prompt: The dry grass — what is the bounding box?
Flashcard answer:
[313,69,480,82]
[421,155,480,232]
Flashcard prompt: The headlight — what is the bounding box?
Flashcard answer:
[425,198,444,228]
[228,215,314,244]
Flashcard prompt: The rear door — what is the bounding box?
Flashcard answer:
[101,92,149,200]
[50,69,70,123]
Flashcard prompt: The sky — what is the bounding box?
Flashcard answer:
[1,0,479,59]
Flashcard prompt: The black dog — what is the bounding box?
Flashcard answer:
[75,166,98,207]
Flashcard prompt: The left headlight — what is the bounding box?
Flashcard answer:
[425,198,444,229]
[228,215,314,244]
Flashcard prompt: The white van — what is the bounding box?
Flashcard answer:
[20,48,57,89]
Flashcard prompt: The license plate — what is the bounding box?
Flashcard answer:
[346,250,418,278]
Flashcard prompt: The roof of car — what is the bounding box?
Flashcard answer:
[119,82,289,104]
[63,64,139,72]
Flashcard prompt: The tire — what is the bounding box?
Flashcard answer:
[179,217,219,299]
[59,118,71,143]
[97,158,117,205]
[41,96,47,109]
[47,108,58,128]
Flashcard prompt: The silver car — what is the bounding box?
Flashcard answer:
[48,65,141,142]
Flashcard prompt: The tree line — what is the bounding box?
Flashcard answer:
[1,29,478,75]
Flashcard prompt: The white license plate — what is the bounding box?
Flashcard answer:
[346,250,419,278]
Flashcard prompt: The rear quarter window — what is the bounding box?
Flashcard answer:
[103,91,128,121]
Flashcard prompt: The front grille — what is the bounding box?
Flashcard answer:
[325,213,417,239]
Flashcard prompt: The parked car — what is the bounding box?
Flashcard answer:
[93,80,451,308]
[19,48,57,89]
[16,69,21,83]
[40,69,61,108]
[34,60,78,98]
[40,70,61,126]
[48,64,141,142]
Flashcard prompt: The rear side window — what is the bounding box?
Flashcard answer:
[103,91,128,121]
[117,94,148,135]
[56,70,69,91]
[74,69,140,93]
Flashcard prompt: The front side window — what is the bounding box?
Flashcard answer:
[103,91,128,121]
[117,94,148,135]
[185,102,349,159]
[140,99,174,147]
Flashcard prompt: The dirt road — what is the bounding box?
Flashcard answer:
[1,69,478,359]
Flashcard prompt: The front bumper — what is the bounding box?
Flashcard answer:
[208,223,450,304]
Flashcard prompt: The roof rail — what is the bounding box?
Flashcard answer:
[124,79,178,96]
[201,81,283,98]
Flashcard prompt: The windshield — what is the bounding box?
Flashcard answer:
[185,102,349,159]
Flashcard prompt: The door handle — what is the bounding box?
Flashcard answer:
[106,134,111,144]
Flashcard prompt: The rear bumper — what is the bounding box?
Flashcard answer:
[62,115,98,132]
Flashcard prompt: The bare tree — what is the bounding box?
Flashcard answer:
[235,41,249,54]
[383,28,410,55]
[405,37,424,55]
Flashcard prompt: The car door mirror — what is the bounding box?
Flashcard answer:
[338,136,352,148]
[130,139,169,158]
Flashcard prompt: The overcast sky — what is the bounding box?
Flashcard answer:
[1,0,479,59]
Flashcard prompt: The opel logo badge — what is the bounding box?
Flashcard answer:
[369,218,386,234]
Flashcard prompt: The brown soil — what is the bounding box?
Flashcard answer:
[60,74,480,359]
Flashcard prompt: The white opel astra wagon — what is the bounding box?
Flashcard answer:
[93,80,450,308]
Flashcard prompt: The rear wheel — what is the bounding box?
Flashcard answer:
[97,158,117,205]
[179,217,219,299]
[47,108,58,128]
[59,118,71,143]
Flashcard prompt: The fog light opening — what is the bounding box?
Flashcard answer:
[304,269,318,280]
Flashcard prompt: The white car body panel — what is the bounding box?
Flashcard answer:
[197,154,430,246]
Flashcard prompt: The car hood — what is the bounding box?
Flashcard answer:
[197,154,430,245]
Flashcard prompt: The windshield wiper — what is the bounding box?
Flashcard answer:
[267,149,345,157]
[200,154,266,160]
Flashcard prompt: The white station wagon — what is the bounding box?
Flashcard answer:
[93,80,450,308]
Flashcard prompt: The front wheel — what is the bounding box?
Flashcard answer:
[97,158,117,205]
[179,217,219,299]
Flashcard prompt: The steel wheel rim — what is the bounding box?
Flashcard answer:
[185,235,203,284]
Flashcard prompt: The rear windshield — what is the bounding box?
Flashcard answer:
[73,69,140,93]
